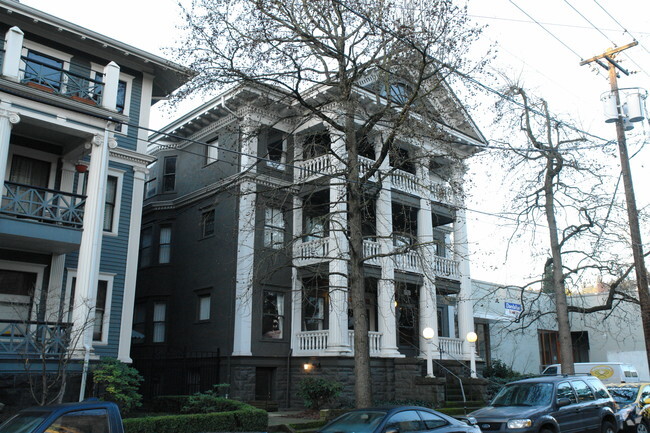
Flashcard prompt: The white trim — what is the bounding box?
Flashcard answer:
[75,168,124,236]
[65,269,115,346]
[21,40,72,65]
[0,260,47,322]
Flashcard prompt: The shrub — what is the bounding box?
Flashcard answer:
[92,358,143,414]
[123,406,267,433]
[482,360,523,379]
[297,377,343,410]
[182,385,244,414]
[150,395,191,413]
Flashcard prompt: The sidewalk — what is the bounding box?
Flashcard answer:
[267,411,317,426]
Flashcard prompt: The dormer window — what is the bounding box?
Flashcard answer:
[380,82,409,105]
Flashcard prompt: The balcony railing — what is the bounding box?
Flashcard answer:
[349,330,382,356]
[296,154,334,182]
[295,330,382,356]
[20,55,104,105]
[362,239,381,266]
[393,248,421,273]
[391,169,418,195]
[1,181,86,228]
[431,182,460,207]
[431,256,460,280]
[438,336,464,358]
[0,320,72,357]
[293,237,330,266]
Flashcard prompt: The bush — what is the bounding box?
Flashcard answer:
[181,385,244,414]
[483,360,531,400]
[123,406,267,433]
[92,358,143,414]
[297,377,343,410]
[150,395,191,413]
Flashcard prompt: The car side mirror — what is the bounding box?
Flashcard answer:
[557,398,572,407]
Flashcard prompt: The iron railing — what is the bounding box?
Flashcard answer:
[0,320,72,357]
[1,181,86,228]
[20,55,104,105]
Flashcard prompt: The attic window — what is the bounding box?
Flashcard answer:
[381,82,409,105]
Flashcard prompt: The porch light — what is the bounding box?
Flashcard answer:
[466,331,478,378]
[423,327,435,378]
[303,362,320,372]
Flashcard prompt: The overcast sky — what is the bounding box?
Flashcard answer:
[20,0,650,286]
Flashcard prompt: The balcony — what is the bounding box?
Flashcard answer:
[295,330,382,356]
[0,320,72,358]
[0,181,85,253]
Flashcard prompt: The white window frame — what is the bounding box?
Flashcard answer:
[6,145,58,187]
[264,207,285,249]
[76,168,123,236]
[20,41,72,90]
[205,137,219,165]
[64,270,114,345]
[0,260,46,322]
[198,293,211,321]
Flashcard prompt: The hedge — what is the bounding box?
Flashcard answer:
[150,395,191,413]
[123,407,268,433]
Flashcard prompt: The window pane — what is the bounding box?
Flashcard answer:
[202,210,215,237]
[93,281,108,341]
[159,226,172,264]
[24,50,63,90]
[199,295,210,321]
[153,302,166,343]
[103,176,118,232]
[206,138,219,163]
[557,382,577,404]
[418,411,448,430]
[264,208,285,249]
[571,380,595,402]
[385,411,422,432]
[263,291,284,339]
[163,156,176,192]
[47,409,109,433]
[140,227,153,267]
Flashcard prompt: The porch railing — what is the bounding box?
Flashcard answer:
[0,320,72,357]
[20,55,104,105]
[438,336,464,358]
[1,181,86,228]
[432,256,460,279]
[393,249,421,273]
[431,182,460,207]
[391,169,418,195]
[362,239,381,266]
[297,330,329,352]
[296,154,334,182]
[293,237,330,266]
[348,330,382,356]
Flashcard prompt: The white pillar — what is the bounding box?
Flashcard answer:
[454,207,474,360]
[232,119,258,356]
[291,195,304,351]
[71,130,112,354]
[118,166,147,363]
[45,254,66,321]
[376,149,399,357]
[2,27,23,81]
[101,62,120,111]
[326,129,349,353]
[417,158,438,357]
[0,110,20,183]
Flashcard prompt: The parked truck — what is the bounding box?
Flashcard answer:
[0,400,124,433]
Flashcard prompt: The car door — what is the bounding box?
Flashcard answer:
[554,381,581,433]
[570,379,599,433]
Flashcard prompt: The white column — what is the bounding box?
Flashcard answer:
[326,129,349,353]
[376,146,399,357]
[291,195,304,351]
[45,254,66,321]
[2,26,23,81]
[101,62,120,111]
[232,119,258,356]
[417,159,438,358]
[454,207,474,359]
[0,110,20,183]
[118,166,147,363]
[71,130,112,354]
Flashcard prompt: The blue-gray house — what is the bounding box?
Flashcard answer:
[0,0,189,404]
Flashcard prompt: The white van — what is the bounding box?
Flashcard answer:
[541,362,640,383]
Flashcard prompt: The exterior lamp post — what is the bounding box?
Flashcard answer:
[423,327,435,378]
[466,331,478,378]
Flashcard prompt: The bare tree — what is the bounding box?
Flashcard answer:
[173,0,486,406]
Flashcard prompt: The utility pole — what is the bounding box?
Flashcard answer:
[580,42,650,370]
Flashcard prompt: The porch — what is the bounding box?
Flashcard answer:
[0,319,72,358]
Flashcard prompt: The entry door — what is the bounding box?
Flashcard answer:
[255,367,275,401]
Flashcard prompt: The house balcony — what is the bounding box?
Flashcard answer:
[295,154,376,183]
[0,320,72,359]
[0,181,85,253]
[293,237,460,281]
[294,330,382,356]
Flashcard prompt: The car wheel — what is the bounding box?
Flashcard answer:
[601,421,616,433]
[540,428,554,433]
[638,420,650,433]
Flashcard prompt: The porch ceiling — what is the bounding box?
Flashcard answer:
[0,216,81,253]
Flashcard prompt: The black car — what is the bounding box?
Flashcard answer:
[470,375,618,433]
[318,406,480,433]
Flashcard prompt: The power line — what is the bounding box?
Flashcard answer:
[594,0,650,56]
[468,14,650,35]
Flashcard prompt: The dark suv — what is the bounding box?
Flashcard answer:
[469,375,618,433]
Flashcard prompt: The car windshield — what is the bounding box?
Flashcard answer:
[492,382,554,407]
[0,412,48,433]
[607,387,639,404]
[320,411,387,433]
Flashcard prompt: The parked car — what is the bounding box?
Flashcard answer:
[318,406,480,433]
[542,363,640,384]
[606,383,650,433]
[470,375,618,433]
[0,400,125,433]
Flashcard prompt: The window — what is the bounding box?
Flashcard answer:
[266,131,285,169]
[153,302,166,343]
[132,304,145,344]
[303,214,327,242]
[23,50,63,90]
[262,291,284,339]
[0,268,37,322]
[139,227,153,267]
[385,411,422,432]
[571,380,595,402]
[145,162,157,198]
[163,156,177,192]
[390,147,415,174]
[198,294,211,321]
[103,176,118,232]
[201,209,215,238]
[303,133,330,159]
[158,225,172,264]
[264,208,285,249]
[46,409,110,433]
[557,382,577,404]
[303,291,326,331]
[418,411,448,430]
[205,137,219,164]
[93,280,108,342]
[92,72,127,113]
